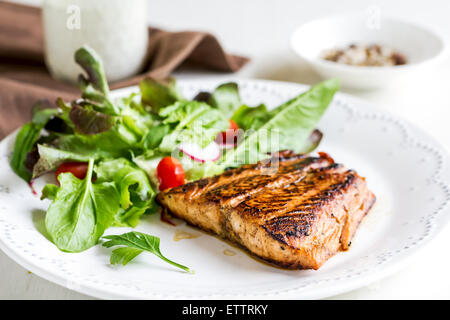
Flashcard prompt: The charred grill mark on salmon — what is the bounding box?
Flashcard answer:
[163,154,332,202]
[264,212,317,242]
[204,156,336,207]
[156,152,375,270]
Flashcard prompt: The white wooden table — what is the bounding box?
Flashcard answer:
[2,0,450,299]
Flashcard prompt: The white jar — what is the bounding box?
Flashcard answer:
[42,0,149,83]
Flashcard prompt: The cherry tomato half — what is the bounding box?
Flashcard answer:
[55,162,89,180]
[156,157,185,191]
[219,120,240,145]
[229,119,239,130]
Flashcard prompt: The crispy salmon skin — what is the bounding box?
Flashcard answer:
[157,152,375,270]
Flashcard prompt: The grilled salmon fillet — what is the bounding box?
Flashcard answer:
[157,152,375,269]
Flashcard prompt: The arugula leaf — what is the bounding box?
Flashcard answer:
[140,78,184,113]
[109,247,143,265]
[222,79,340,168]
[95,159,156,227]
[102,231,192,273]
[45,159,121,252]
[208,82,241,119]
[10,104,60,182]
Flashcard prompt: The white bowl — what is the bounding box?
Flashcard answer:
[290,14,448,89]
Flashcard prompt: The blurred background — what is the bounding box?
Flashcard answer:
[5,0,450,144]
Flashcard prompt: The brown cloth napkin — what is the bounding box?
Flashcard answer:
[0,2,249,139]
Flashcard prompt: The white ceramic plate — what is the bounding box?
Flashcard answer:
[0,79,449,299]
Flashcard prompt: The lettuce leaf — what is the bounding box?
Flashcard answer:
[56,123,139,159]
[75,46,120,115]
[222,79,340,168]
[32,145,92,178]
[140,77,184,113]
[158,101,229,151]
[75,46,109,96]
[69,103,116,135]
[208,82,241,119]
[95,159,156,227]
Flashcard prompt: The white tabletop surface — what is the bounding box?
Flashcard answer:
[2,0,450,299]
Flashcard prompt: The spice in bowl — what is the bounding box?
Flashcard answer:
[321,43,407,67]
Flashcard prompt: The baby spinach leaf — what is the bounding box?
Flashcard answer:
[102,231,192,273]
[45,159,120,253]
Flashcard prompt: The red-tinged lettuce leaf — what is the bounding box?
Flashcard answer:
[193,91,211,103]
[299,129,323,154]
[74,46,121,115]
[69,104,115,135]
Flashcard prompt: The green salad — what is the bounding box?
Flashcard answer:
[10,46,339,271]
